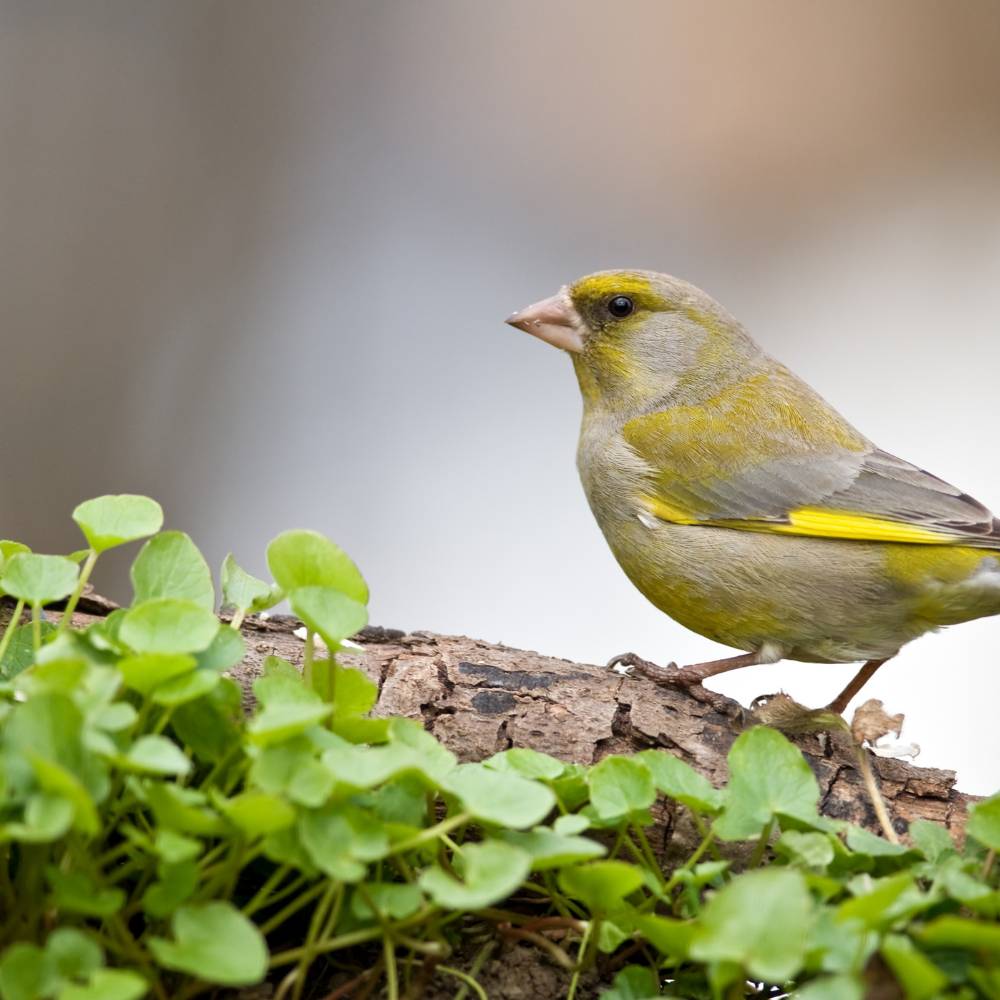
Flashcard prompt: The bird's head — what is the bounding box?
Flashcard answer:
[506,269,759,409]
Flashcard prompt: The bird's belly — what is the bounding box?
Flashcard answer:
[599,515,1000,663]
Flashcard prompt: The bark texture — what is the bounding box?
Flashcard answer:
[228,613,971,846]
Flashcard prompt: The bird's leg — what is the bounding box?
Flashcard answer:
[607,650,765,688]
[826,658,889,715]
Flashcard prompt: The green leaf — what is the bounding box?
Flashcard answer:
[714,727,821,840]
[444,763,555,829]
[45,928,102,982]
[418,841,531,910]
[837,873,926,929]
[1,554,78,606]
[154,830,202,864]
[119,599,219,655]
[0,541,30,567]
[4,794,75,842]
[289,586,367,648]
[631,914,695,959]
[218,792,296,836]
[557,861,644,912]
[46,868,125,917]
[351,882,424,921]
[917,915,1000,953]
[599,965,662,1000]
[636,749,722,814]
[267,530,368,603]
[967,794,1000,851]
[553,814,590,836]
[150,669,219,706]
[131,531,214,610]
[775,830,835,870]
[142,861,198,918]
[880,934,947,1000]
[299,805,388,882]
[0,943,53,1000]
[496,828,606,870]
[485,748,566,781]
[58,970,147,1000]
[690,868,813,982]
[908,819,956,863]
[247,702,332,747]
[72,495,163,554]
[148,902,267,986]
[144,782,223,835]
[123,736,192,776]
[118,653,197,695]
[193,625,245,673]
[793,976,863,1000]
[845,825,912,858]
[588,755,656,820]
[220,555,279,614]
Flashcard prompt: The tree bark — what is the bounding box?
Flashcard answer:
[228,613,971,846]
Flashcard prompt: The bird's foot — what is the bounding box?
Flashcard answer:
[606,653,699,688]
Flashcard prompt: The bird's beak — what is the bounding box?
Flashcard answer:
[505,287,585,353]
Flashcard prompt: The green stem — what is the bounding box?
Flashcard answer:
[0,600,25,664]
[565,920,593,1000]
[31,604,41,655]
[383,935,399,1000]
[631,822,667,889]
[229,608,245,631]
[749,817,775,868]
[259,880,330,936]
[389,813,471,857]
[59,548,98,631]
[450,940,495,1000]
[440,964,488,1000]
[241,864,291,918]
[303,631,315,689]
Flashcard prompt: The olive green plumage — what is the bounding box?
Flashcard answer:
[508,269,1000,667]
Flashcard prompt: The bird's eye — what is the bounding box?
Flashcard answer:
[607,295,634,318]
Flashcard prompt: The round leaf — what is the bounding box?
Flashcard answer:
[588,755,656,820]
[289,586,367,648]
[72,495,163,554]
[148,902,267,986]
[557,860,644,912]
[267,530,368,603]
[1,554,78,606]
[418,841,531,910]
[124,736,192,776]
[689,867,813,982]
[444,763,555,829]
[119,599,220,655]
[131,532,214,610]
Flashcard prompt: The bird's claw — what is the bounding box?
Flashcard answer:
[606,653,699,689]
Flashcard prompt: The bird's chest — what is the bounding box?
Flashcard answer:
[575,415,651,529]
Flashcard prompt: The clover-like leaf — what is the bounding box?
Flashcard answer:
[444,763,555,829]
[123,736,192,776]
[690,868,813,982]
[119,599,219,655]
[131,531,215,611]
[149,902,267,986]
[588,755,656,820]
[636,749,722,814]
[1,554,78,606]
[72,495,163,554]
[46,868,125,917]
[558,861,645,913]
[496,828,606,870]
[267,530,368,602]
[118,653,197,695]
[59,969,147,1000]
[221,555,280,615]
[714,727,821,840]
[967,794,1000,851]
[418,841,531,910]
[289,586,367,649]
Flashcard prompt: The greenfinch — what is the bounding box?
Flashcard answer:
[507,270,1000,710]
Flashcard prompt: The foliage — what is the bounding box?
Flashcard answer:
[0,496,995,999]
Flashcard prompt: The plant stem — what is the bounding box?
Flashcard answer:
[855,744,899,844]
[749,817,775,868]
[303,631,315,689]
[565,920,593,1000]
[31,604,41,655]
[439,964,489,1000]
[59,548,98,631]
[451,940,495,1000]
[0,600,25,664]
[388,813,471,857]
[383,935,399,1000]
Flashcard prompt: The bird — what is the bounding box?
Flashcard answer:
[506,270,1000,713]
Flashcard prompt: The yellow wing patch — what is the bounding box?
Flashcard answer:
[642,497,957,545]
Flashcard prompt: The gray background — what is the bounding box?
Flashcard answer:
[3,1,999,790]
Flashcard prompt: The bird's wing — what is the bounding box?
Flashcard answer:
[624,371,1000,548]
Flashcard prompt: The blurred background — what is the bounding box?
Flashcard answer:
[2,0,999,790]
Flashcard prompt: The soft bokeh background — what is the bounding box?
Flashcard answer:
[3,1,999,790]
